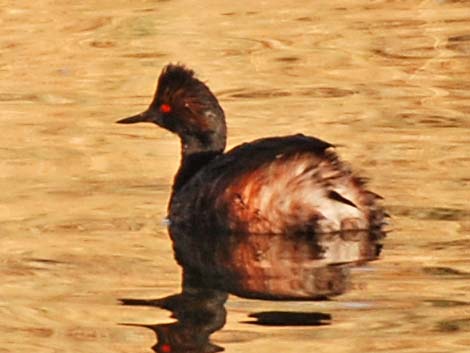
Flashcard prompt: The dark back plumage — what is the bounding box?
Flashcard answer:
[170,134,385,236]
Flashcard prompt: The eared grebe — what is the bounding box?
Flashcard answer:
[118,63,385,233]
[117,64,386,298]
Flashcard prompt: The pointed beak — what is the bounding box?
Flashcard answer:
[116,110,156,124]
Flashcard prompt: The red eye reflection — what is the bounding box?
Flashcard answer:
[160,104,172,113]
[160,344,171,353]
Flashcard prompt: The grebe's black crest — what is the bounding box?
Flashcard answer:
[117,64,226,155]
[156,64,197,100]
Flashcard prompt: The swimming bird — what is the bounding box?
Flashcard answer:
[117,64,386,285]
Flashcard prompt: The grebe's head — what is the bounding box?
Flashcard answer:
[117,64,226,153]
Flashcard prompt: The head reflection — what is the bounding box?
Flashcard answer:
[121,229,385,352]
[121,289,227,353]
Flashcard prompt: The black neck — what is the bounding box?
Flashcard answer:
[173,150,222,193]
[171,126,226,193]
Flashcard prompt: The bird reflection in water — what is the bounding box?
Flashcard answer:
[121,228,385,352]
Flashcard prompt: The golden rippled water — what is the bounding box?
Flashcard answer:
[1,1,470,352]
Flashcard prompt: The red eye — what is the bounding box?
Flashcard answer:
[160,104,172,113]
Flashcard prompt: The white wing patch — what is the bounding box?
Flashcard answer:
[225,151,370,234]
